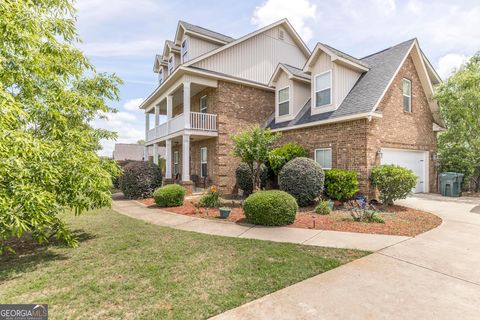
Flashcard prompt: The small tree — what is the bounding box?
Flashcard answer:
[231,127,280,192]
[268,143,308,174]
[370,165,417,205]
[435,54,480,191]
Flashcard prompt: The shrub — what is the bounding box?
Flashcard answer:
[243,190,298,226]
[344,200,384,223]
[370,165,418,205]
[112,160,132,189]
[315,200,332,215]
[199,185,220,208]
[119,161,162,199]
[324,169,360,201]
[268,143,308,174]
[235,163,268,196]
[153,184,186,207]
[278,157,324,207]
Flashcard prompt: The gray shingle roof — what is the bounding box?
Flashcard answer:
[267,39,416,130]
[321,43,369,68]
[180,21,235,43]
[166,40,180,51]
[281,63,310,80]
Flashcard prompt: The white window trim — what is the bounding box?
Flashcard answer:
[158,69,163,84]
[168,56,175,75]
[200,95,207,113]
[276,85,291,119]
[402,78,412,112]
[314,148,332,170]
[200,147,207,177]
[173,151,179,175]
[314,70,333,108]
[181,38,189,63]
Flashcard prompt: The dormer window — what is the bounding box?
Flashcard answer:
[278,86,290,116]
[168,56,174,75]
[158,69,163,84]
[314,70,332,108]
[402,78,412,112]
[181,39,189,63]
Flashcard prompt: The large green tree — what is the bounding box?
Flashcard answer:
[435,54,480,191]
[0,0,122,252]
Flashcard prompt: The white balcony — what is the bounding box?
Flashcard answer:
[146,111,217,142]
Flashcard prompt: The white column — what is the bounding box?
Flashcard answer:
[165,139,172,179]
[154,105,160,127]
[143,146,148,162]
[145,112,150,140]
[153,143,159,165]
[182,134,190,181]
[183,82,191,129]
[166,95,173,135]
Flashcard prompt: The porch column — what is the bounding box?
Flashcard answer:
[145,112,150,140]
[153,143,159,165]
[154,105,160,127]
[166,95,173,134]
[182,134,190,181]
[183,82,191,129]
[143,146,147,162]
[165,139,172,179]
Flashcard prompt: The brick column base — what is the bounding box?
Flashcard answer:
[180,180,194,195]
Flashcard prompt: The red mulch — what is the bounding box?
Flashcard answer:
[139,198,442,237]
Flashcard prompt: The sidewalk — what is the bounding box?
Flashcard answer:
[112,196,410,252]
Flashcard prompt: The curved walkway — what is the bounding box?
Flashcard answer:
[211,194,480,320]
[112,195,410,252]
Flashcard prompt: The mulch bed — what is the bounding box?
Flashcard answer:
[139,197,442,237]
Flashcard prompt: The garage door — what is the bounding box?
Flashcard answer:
[381,149,428,193]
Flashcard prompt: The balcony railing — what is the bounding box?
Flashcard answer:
[146,112,217,142]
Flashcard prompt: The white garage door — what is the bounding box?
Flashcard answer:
[381,149,428,193]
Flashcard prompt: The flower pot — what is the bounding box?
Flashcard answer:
[219,207,231,219]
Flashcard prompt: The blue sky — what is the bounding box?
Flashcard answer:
[75,0,480,156]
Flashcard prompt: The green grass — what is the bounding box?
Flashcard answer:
[0,208,369,319]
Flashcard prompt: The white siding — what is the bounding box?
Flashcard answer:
[293,80,310,116]
[273,70,310,123]
[188,36,221,62]
[310,52,362,114]
[192,26,307,84]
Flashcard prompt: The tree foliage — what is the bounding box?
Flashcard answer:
[435,54,480,190]
[0,0,122,253]
[231,127,280,192]
[268,143,308,174]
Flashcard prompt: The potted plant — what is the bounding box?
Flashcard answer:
[219,207,231,219]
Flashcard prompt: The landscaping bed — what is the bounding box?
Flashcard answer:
[140,197,442,237]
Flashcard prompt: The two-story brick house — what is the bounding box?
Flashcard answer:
[140,19,442,196]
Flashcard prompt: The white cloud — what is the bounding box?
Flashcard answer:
[251,0,317,42]
[406,0,423,15]
[437,53,469,79]
[123,98,145,111]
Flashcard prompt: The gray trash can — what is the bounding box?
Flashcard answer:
[439,172,464,197]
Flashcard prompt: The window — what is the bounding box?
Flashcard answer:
[168,56,174,75]
[200,147,208,177]
[403,78,412,112]
[158,69,163,84]
[181,39,189,63]
[314,148,332,170]
[200,95,207,113]
[278,87,290,116]
[173,151,179,176]
[314,70,332,107]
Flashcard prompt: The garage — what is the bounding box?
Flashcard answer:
[380,148,429,193]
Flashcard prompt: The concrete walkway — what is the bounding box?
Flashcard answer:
[211,194,480,320]
[112,197,410,252]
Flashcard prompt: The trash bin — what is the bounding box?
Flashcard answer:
[439,172,464,197]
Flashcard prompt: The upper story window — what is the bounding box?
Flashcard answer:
[314,70,332,108]
[181,39,189,63]
[200,95,207,113]
[168,56,174,75]
[278,86,290,116]
[402,78,412,112]
[158,69,163,84]
[314,148,332,170]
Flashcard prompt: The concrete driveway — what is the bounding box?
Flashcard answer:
[212,195,480,320]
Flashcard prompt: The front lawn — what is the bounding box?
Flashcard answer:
[0,208,368,319]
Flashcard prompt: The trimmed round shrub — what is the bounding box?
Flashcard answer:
[153,184,186,207]
[278,157,324,207]
[235,163,268,196]
[112,160,133,189]
[243,190,298,226]
[324,169,359,201]
[268,143,308,174]
[370,164,418,205]
[119,161,162,199]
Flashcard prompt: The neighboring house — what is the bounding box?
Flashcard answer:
[113,143,164,161]
[141,19,442,196]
